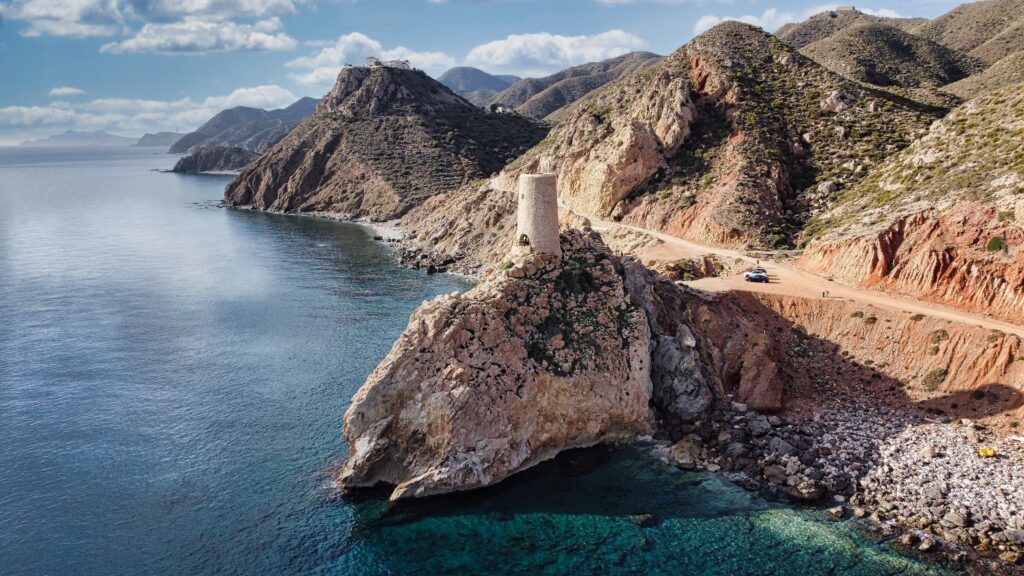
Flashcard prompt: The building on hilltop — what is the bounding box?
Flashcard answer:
[365,57,412,70]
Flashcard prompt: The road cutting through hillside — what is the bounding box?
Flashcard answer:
[578,212,1024,339]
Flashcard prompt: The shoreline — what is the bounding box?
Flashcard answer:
[655,397,1024,574]
[223,201,1023,573]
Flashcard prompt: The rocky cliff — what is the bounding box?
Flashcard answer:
[483,22,942,252]
[171,146,258,173]
[223,66,547,220]
[801,82,1024,323]
[340,231,654,499]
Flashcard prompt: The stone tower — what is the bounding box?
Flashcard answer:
[512,173,561,257]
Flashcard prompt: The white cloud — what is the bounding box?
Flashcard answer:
[2,0,124,37]
[287,32,457,86]
[2,0,301,55]
[100,17,296,54]
[49,86,86,96]
[0,84,299,139]
[693,4,902,34]
[464,30,646,76]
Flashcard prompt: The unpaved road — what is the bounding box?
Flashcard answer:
[582,214,1024,339]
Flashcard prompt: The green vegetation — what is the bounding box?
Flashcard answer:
[910,313,925,321]
[986,236,1006,252]
[922,368,949,391]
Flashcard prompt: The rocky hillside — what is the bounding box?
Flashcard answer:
[943,50,1024,98]
[912,0,1024,56]
[488,52,661,119]
[776,9,926,49]
[223,66,547,219]
[485,22,941,252]
[800,23,984,89]
[801,82,1024,323]
[171,146,258,173]
[169,97,318,154]
[437,67,519,106]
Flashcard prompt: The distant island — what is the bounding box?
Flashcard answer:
[21,130,137,147]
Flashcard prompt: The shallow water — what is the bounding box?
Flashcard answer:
[0,147,958,575]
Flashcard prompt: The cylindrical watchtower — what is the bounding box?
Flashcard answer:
[512,173,561,257]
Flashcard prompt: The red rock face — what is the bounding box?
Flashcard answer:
[802,205,1024,324]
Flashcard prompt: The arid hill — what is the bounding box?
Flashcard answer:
[943,50,1024,98]
[801,82,1024,323]
[223,66,547,219]
[911,0,1024,54]
[800,23,984,89]
[170,97,318,154]
[488,52,662,119]
[437,67,519,106]
[776,9,926,49]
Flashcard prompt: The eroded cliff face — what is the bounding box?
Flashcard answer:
[802,206,1024,324]
[801,83,1024,324]
[340,232,653,500]
[748,293,1024,429]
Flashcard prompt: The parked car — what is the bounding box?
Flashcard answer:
[744,270,769,283]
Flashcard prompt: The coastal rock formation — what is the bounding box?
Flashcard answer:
[801,83,1024,324]
[340,231,653,500]
[171,146,258,173]
[224,66,547,220]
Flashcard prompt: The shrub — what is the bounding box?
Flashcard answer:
[986,236,1005,252]
[909,313,925,321]
[997,210,1015,222]
[930,330,949,345]
[864,316,878,325]
[922,368,948,391]
[851,311,864,318]
[988,330,1005,342]
[499,260,513,270]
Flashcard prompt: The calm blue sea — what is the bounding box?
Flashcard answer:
[0,147,957,575]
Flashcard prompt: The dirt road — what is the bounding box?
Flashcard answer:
[583,214,1024,339]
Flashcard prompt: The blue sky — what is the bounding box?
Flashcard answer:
[0,0,962,144]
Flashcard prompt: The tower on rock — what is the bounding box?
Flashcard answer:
[512,173,561,257]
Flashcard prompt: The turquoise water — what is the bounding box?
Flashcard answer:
[0,147,957,575]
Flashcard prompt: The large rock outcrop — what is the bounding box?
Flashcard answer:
[339,232,653,500]
[224,66,547,220]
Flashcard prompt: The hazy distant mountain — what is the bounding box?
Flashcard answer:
[21,130,136,147]
[169,97,319,154]
[133,132,186,148]
[437,67,520,106]
[488,52,662,119]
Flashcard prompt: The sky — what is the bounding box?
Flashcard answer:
[0,0,964,144]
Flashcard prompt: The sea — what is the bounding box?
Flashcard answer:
[0,146,958,575]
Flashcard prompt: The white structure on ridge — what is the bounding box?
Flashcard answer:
[512,173,561,257]
[366,57,412,70]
